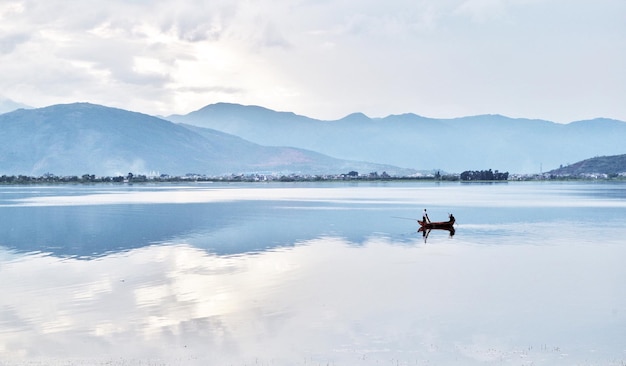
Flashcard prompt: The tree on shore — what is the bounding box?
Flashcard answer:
[460,169,508,181]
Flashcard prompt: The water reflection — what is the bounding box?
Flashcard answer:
[1,184,463,258]
[2,234,625,365]
[418,226,456,242]
[1,182,626,365]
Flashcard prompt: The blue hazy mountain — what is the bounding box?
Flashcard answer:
[0,97,31,114]
[168,103,626,173]
[0,103,412,176]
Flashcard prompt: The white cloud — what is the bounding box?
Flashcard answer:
[454,0,507,22]
[0,0,624,122]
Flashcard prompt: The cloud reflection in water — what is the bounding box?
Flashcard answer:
[2,232,625,365]
[2,183,626,365]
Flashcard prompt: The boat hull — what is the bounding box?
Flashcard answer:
[418,215,455,229]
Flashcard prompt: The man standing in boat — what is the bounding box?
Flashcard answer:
[423,209,430,223]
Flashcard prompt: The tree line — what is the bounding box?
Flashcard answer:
[1,169,510,184]
[0,173,147,184]
[460,169,509,181]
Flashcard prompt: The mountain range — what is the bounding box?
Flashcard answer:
[1,101,625,176]
[0,103,409,176]
[169,103,626,174]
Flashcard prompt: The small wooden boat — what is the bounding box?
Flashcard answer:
[418,214,455,229]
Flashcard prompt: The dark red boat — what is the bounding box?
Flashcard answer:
[418,213,455,229]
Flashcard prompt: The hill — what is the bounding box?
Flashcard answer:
[0,103,412,176]
[547,154,626,177]
[168,103,626,174]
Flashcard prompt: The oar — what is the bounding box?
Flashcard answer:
[391,216,420,221]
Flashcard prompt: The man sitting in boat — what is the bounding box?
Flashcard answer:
[423,209,430,223]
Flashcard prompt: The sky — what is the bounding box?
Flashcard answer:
[0,0,624,123]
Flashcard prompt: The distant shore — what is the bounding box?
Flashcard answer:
[1,173,624,185]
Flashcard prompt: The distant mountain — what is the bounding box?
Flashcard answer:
[0,103,412,176]
[168,103,626,173]
[547,154,626,176]
[179,123,412,176]
[0,97,31,114]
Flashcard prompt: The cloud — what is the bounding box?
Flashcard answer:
[0,33,30,54]
[454,0,506,22]
[176,86,243,94]
[0,0,624,122]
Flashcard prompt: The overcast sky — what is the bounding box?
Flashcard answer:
[0,0,624,122]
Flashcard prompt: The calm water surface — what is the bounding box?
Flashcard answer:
[1,182,625,365]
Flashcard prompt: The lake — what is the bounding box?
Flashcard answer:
[1,181,625,365]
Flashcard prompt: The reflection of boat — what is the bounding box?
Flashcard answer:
[418,226,455,236]
[418,225,455,242]
[418,214,455,229]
